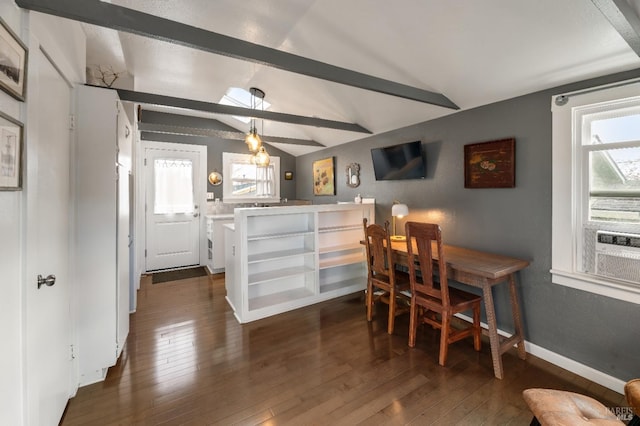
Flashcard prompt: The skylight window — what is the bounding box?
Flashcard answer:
[219,87,271,124]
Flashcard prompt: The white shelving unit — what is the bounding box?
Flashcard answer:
[317,208,369,295]
[225,203,374,323]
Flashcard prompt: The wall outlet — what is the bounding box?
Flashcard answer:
[207,192,214,200]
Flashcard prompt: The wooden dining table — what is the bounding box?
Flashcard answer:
[388,239,530,379]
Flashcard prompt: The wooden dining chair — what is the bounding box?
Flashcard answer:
[404,221,482,366]
[363,218,411,334]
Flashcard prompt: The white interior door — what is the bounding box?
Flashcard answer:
[145,142,205,271]
[25,48,73,424]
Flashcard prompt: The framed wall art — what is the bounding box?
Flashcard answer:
[0,111,24,190]
[313,157,335,195]
[346,162,360,188]
[464,138,515,188]
[0,17,28,101]
[284,171,293,180]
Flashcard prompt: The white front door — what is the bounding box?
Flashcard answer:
[24,48,74,425]
[145,142,205,271]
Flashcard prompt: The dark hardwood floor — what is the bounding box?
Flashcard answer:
[61,273,626,425]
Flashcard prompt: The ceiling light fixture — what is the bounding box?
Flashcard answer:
[245,87,265,153]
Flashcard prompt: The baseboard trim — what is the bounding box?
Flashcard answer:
[455,313,626,394]
[524,341,625,394]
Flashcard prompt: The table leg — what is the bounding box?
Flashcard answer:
[508,274,527,360]
[482,284,503,380]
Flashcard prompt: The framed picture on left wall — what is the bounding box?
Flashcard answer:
[0,17,28,101]
[0,111,24,190]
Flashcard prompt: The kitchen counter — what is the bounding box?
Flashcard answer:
[207,213,234,219]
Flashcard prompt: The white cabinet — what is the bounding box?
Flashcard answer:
[75,85,131,386]
[225,204,374,323]
[206,216,214,271]
[206,214,234,273]
[214,218,233,270]
[224,224,239,310]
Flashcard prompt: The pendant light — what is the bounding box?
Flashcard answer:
[254,146,270,167]
[245,87,270,166]
[245,87,265,153]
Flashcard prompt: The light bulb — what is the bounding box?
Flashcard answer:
[245,128,262,152]
[254,146,270,167]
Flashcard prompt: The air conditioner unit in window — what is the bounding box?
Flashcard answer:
[595,231,640,285]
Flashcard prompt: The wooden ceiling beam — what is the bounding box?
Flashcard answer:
[138,111,324,147]
[117,88,368,134]
[591,0,640,57]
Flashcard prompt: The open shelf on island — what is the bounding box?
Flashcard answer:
[319,277,365,294]
[248,247,315,264]
[319,252,365,269]
[248,230,314,241]
[318,224,362,233]
[249,287,315,311]
[319,243,363,254]
[248,265,315,285]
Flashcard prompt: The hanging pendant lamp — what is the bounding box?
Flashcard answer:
[254,146,270,167]
[245,87,270,166]
[245,87,265,153]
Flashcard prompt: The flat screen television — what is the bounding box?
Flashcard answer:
[371,140,426,180]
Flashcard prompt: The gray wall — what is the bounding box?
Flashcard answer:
[296,68,640,382]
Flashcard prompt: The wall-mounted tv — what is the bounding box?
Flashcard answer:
[371,140,426,180]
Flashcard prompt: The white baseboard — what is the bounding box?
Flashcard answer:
[455,313,626,394]
[524,341,625,394]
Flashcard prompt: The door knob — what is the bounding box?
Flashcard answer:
[37,274,56,289]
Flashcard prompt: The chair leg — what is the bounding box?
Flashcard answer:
[366,281,374,322]
[439,313,451,366]
[473,303,482,352]
[387,289,395,334]
[408,301,418,347]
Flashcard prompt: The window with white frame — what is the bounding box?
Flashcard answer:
[222,152,280,203]
[551,80,640,303]
[581,105,640,224]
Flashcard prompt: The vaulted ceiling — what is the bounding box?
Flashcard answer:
[17,0,640,156]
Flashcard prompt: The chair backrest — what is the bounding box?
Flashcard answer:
[404,221,450,307]
[363,218,394,282]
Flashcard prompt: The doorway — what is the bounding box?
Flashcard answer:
[24,46,74,424]
[143,141,207,272]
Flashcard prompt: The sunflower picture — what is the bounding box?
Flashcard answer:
[313,157,335,195]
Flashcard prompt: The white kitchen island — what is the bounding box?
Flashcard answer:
[224,203,375,323]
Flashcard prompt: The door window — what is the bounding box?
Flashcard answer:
[153,158,194,214]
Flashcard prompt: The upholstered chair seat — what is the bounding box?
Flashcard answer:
[522,378,640,426]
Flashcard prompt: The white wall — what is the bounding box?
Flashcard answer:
[0,3,28,424]
[30,12,86,84]
[0,2,86,423]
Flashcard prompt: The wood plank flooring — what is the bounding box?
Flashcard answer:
[61,273,626,425]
